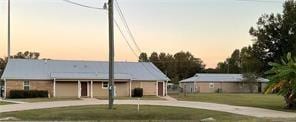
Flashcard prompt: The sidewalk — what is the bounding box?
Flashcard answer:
[1,98,296,118]
[160,95,178,101]
[0,99,27,104]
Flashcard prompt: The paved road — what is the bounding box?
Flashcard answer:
[1,98,296,118]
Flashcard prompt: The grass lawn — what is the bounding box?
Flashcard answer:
[96,96,165,100]
[0,105,278,121]
[6,97,81,103]
[169,93,291,112]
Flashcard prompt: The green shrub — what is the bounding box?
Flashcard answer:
[132,88,143,97]
[215,88,223,93]
[10,90,48,98]
[10,90,25,98]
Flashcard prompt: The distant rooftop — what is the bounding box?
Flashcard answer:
[180,73,269,83]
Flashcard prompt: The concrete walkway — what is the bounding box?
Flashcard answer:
[0,99,27,104]
[160,96,178,101]
[0,99,296,118]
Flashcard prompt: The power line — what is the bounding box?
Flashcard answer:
[114,0,142,53]
[114,19,139,57]
[114,19,164,79]
[62,0,106,10]
[61,0,162,79]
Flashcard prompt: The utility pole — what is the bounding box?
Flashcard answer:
[108,0,115,109]
[8,0,11,59]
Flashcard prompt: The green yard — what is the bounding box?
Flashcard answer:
[169,93,291,111]
[0,105,276,121]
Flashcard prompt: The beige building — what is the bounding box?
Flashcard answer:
[180,74,269,93]
[1,59,170,98]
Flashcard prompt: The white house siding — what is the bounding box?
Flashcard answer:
[180,82,268,93]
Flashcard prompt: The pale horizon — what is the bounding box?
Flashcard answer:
[0,0,283,68]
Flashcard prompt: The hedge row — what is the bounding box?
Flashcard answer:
[10,90,48,98]
[132,88,143,97]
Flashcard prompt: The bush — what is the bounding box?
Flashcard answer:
[10,90,48,98]
[132,88,143,97]
[215,88,223,93]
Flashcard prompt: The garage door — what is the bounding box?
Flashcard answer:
[56,82,78,97]
[115,82,129,97]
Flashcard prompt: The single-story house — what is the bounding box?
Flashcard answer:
[0,59,170,98]
[180,73,269,93]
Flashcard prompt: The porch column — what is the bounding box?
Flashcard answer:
[53,78,56,97]
[129,80,132,97]
[87,81,90,97]
[156,81,158,96]
[78,80,81,98]
[163,81,165,96]
[3,79,6,99]
[90,80,93,98]
[166,81,168,96]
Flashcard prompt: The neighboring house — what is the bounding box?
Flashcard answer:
[180,73,269,93]
[0,59,170,98]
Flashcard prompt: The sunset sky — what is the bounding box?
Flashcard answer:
[0,0,283,68]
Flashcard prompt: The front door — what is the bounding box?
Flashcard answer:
[158,82,163,96]
[81,82,88,97]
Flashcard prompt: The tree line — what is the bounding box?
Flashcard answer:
[139,51,205,83]
[216,0,296,77]
[139,0,296,85]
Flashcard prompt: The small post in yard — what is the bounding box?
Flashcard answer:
[108,0,115,109]
[137,98,140,112]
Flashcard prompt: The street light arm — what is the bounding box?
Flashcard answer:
[62,0,107,10]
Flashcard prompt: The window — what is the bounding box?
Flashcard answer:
[24,81,30,91]
[102,82,109,89]
[209,83,214,88]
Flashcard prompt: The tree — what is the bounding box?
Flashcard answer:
[240,46,262,74]
[249,0,296,73]
[12,51,40,59]
[228,49,241,73]
[139,51,205,84]
[216,49,241,73]
[265,53,296,109]
[216,62,228,73]
[149,52,160,64]
[204,68,220,73]
[174,51,205,82]
[0,58,6,76]
[139,52,149,62]
[242,73,258,93]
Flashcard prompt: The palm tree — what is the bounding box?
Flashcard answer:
[265,53,296,109]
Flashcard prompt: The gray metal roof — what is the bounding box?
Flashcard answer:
[1,59,170,81]
[180,73,269,83]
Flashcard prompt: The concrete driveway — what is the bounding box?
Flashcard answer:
[0,98,296,118]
